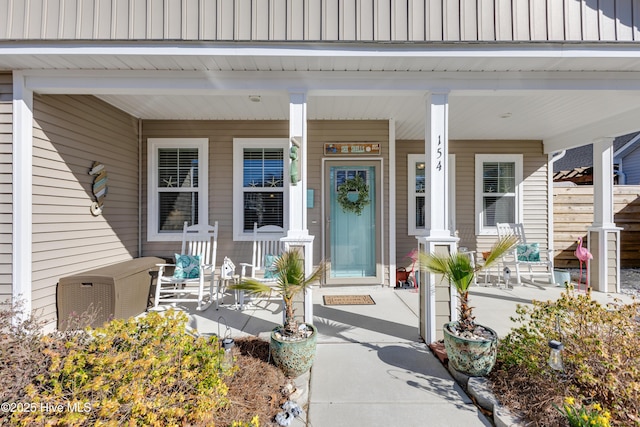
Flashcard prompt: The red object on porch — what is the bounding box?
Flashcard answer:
[396,267,411,286]
[396,249,419,289]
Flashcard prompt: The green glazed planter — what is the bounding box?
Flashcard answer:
[442,321,498,377]
[270,323,317,378]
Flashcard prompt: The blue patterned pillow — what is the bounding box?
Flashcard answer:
[517,243,540,262]
[263,254,279,279]
[174,254,201,279]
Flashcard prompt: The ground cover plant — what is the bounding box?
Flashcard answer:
[1,304,290,426]
[489,289,640,426]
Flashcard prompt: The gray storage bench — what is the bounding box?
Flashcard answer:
[57,257,165,329]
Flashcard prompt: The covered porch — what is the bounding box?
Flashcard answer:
[6,44,639,335]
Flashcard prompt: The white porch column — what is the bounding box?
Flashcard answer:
[425,92,451,237]
[418,92,459,343]
[588,138,622,293]
[12,72,33,316]
[283,91,315,324]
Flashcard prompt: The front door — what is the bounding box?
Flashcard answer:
[324,160,382,285]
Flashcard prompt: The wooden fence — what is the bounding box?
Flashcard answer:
[553,186,640,268]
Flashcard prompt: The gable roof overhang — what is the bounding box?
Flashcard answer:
[614,132,640,159]
[4,41,640,152]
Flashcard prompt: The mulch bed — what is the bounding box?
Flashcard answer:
[213,337,292,427]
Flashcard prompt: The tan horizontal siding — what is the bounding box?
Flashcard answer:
[141,119,389,268]
[395,140,422,266]
[308,120,390,269]
[31,94,140,327]
[2,0,638,42]
[395,139,549,270]
[0,73,12,304]
[448,140,548,255]
[142,119,288,264]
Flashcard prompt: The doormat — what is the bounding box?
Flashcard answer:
[323,295,375,306]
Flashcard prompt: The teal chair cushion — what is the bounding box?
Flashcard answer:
[174,254,201,279]
[517,243,540,262]
[263,254,279,279]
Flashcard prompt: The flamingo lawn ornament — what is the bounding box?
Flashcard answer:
[574,237,593,291]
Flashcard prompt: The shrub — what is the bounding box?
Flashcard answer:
[0,301,50,409]
[490,289,640,426]
[9,309,233,427]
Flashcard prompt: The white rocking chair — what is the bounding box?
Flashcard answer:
[154,221,218,310]
[496,222,556,285]
[238,222,285,310]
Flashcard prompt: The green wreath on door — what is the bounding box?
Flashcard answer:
[337,175,370,215]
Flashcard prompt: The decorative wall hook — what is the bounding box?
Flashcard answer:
[88,161,108,216]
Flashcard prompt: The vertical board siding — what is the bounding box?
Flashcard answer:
[477,0,495,39]
[460,0,479,41]
[341,0,357,40]
[0,73,12,303]
[426,0,444,40]
[512,0,531,40]
[31,94,140,327]
[553,186,640,268]
[4,0,638,41]
[408,0,425,41]
[443,0,461,41]
[529,0,547,40]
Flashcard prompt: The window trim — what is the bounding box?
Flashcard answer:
[475,154,523,235]
[407,153,456,236]
[407,154,426,236]
[147,138,209,242]
[233,138,289,241]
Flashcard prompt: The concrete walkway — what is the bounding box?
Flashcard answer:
[307,286,490,427]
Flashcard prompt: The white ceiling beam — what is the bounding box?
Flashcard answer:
[4,42,640,59]
[24,69,640,95]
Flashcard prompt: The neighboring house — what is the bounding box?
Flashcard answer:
[553,132,640,185]
[615,133,640,185]
[1,1,637,342]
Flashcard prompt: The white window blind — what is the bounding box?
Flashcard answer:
[475,154,522,234]
[233,139,289,240]
[147,139,208,241]
[242,148,284,231]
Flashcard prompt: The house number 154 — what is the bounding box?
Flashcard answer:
[435,135,442,171]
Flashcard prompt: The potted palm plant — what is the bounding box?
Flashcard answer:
[420,236,518,376]
[229,249,325,378]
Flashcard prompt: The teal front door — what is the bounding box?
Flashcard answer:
[325,161,381,285]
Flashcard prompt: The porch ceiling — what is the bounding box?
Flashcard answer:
[96,90,640,144]
[6,42,640,149]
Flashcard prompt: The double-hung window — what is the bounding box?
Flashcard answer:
[407,154,426,235]
[147,138,208,241]
[407,153,456,235]
[475,154,522,234]
[233,138,288,240]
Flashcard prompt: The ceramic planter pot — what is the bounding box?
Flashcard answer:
[270,323,317,378]
[442,321,498,377]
